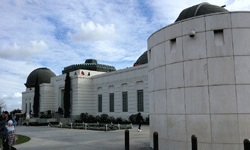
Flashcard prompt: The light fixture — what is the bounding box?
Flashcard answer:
[189,29,196,37]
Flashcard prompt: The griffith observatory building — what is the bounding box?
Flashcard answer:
[22,56,149,119]
[22,2,250,149]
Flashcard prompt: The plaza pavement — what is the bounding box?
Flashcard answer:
[14,125,152,150]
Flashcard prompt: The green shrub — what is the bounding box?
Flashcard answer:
[29,122,39,126]
[100,114,109,123]
[47,110,52,115]
[74,119,83,123]
[88,115,95,123]
[49,122,59,125]
[115,117,123,124]
[145,116,149,123]
[124,119,129,123]
[95,115,101,122]
[129,114,137,123]
[109,116,115,123]
[80,112,89,122]
[40,114,52,118]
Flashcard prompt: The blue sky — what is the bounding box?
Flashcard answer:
[0,0,249,112]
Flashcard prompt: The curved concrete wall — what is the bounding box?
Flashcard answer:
[148,11,250,150]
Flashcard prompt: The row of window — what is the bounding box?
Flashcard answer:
[98,90,144,113]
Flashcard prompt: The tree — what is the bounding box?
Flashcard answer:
[0,100,6,112]
[33,77,40,117]
[10,109,21,116]
[64,72,71,118]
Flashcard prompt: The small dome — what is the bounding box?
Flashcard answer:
[85,59,97,64]
[25,68,56,88]
[134,51,148,66]
[175,2,228,22]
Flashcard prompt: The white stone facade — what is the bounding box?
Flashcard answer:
[148,11,250,149]
[22,64,149,119]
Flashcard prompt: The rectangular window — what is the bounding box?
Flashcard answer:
[214,29,224,46]
[122,92,128,112]
[30,103,31,114]
[148,49,151,61]
[109,93,114,112]
[170,38,177,53]
[98,94,102,112]
[61,89,65,109]
[137,90,144,112]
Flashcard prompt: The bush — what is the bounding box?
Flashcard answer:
[109,116,115,123]
[115,117,123,124]
[80,113,89,122]
[124,119,129,123]
[29,122,39,126]
[49,122,59,125]
[58,107,63,114]
[29,122,49,126]
[47,110,51,115]
[40,114,52,118]
[95,115,101,123]
[145,117,149,123]
[88,115,95,123]
[100,114,109,123]
[129,114,137,123]
[74,119,83,123]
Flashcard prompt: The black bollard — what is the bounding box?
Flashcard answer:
[244,139,250,150]
[153,132,158,150]
[125,129,129,150]
[191,135,197,150]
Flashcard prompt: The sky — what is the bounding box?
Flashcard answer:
[0,0,249,113]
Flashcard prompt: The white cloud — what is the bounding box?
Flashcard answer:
[0,92,22,100]
[0,59,42,99]
[0,0,249,114]
[69,21,118,41]
[146,0,242,25]
[0,40,48,60]
[227,0,250,11]
[3,100,22,112]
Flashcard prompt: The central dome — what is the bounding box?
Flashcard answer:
[25,68,56,88]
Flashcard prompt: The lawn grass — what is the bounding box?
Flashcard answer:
[15,134,31,145]
[0,134,31,146]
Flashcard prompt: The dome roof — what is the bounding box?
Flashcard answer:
[25,68,56,88]
[175,2,228,22]
[85,59,97,64]
[134,51,148,66]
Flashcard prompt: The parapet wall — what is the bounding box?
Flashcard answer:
[148,11,250,149]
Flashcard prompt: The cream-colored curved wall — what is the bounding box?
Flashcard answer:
[148,11,250,150]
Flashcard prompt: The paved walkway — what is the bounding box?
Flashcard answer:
[14,125,152,150]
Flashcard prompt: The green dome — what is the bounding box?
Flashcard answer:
[25,68,56,88]
[85,59,97,64]
[175,2,228,22]
[134,51,148,66]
